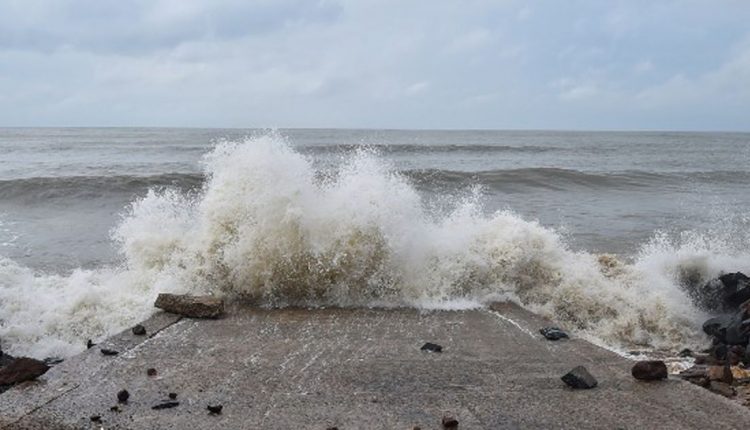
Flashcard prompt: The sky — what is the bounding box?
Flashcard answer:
[1,0,749,130]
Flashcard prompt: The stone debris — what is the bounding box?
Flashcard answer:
[0,357,50,385]
[207,404,223,414]
[90,415,101,423]
[86,339,96,349]
[152,401,180,410]
[706,365,733,384]
[100,348,119,356]
[110,405,121,413]
[539,327,569,341]
[709,381,736,398]
[420,342,443,353]
[117,389,130,404]
[631,360,668,381]
[168,392,177,400]
[132,324,147,336]
[561,365,598,389]
[154,293,224,318]
[43,357,64,366]
[147,368,157,376]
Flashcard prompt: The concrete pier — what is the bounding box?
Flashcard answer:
[1,303,749,429]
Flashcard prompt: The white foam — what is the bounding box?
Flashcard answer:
[1,133,747,358]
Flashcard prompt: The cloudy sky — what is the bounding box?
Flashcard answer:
[1,0,749,130]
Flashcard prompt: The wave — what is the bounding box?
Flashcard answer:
[0,173,203,201]
[1,133,749,358]
[298,143,560,155]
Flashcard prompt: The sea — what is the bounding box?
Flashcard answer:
[1,127,749,359]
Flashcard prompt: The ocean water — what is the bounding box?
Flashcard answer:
[1,127,749,358]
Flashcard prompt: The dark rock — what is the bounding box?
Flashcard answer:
[707,365,733,384]
[708,380,736,397]
[168,392,177,400]
[693,354,722,365]
[631,360,668,381]
[207,404,223,414]
[679,366,710,387]
[540,327,569,341]
[678,348,693,357]
[0,357,50,385]
[154,293,224,318]
[698,272,750,311]
[561,365,598,389]
[90,415,101,423]
[110,405,121,413]
[442,415,459,428]
[43,357,64,366]
[101,348,119,356]
[744,344,750,366]
[152,401,180,410]
[421,342,443,353]
[132,324,146,336]
[147,368,157,376]
[117,389,130,403]
[86,339,95,349]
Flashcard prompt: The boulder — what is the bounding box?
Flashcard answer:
[706,365,733,384]
[698,272,750,311]
[154,293,224,318]
[0,357,50,385]
[708,381,736,397]
[631,360,668,381]
[441,415,459,428]
[561,365,598,389]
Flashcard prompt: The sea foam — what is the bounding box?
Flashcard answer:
[1,133,747,358]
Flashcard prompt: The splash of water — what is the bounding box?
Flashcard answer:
[1,134,747,358]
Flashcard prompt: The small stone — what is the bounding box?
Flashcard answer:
[325,427,338,430]
[43,357,64,366]
[207,404,223,414]
[147,368,157,376]
[561,365,598,389]
[101,349,119,356]
[708,381,736,397]
[152,401,180,410]
[413,427,422,430]
[132,324,146,336]
[117,389,129,403]
[442,415,459,428]
[154,293,224,318]
[421,342,443,353]
[707,365,733,384]
[678,348,693,357]
[110,405,121,413]
[631,360,668,381]
[90,415,101,423]
[86,339,95,349]
[168,392,177,400]
[540,327,569,341]
[0,357,50,385]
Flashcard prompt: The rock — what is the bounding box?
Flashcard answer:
[101,348,119,356]
[110,405,121,413]
[132,324,146,336]
[43,357,64,366]
[147,368,157,376]
[540,327,569,341]
[441,415,459,428]
[708,380,736,397]
[697,272,750,311]
[152,401,180,410]
[631,360,668,381]
[117,389,130,403]
[421,342,443,353]
[168,392,177,400]
[0,357,50,385]
[703,315,732,340]
[678,348,693,357]
[154,293,224,318]
[86,339,95,349]
[744,344,750,366]
[90,415,101,423]
[207,404,223,414]
[707,365,733,384]
[561,365,598,389]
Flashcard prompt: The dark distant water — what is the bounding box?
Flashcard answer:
[1,128,749,270]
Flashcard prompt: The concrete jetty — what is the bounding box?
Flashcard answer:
[1,303,749,429]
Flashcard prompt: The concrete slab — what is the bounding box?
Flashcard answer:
[1,303,748,429]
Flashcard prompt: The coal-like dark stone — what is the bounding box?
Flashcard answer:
[421,342,443,353]
[442,415,459,428]
[207,404,223,414]
[561,365,598,389]
[117,389,129,403]
[90,415,101,423]
[132,324,146,336]
[101,349,119,356]
[631,360,668,381]
[0,357,50,385]
[168,392,177,400]
[152,401,180,410]
[540,327,569,341]
[147,368,157,376]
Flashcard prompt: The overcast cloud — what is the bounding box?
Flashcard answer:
[1,0,749,130]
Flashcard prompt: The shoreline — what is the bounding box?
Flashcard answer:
[2,303,750,429]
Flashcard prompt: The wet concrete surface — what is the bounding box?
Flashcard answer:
[1,303,749,429]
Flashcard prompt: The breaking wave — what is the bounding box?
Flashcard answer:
[1,134,749,358]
